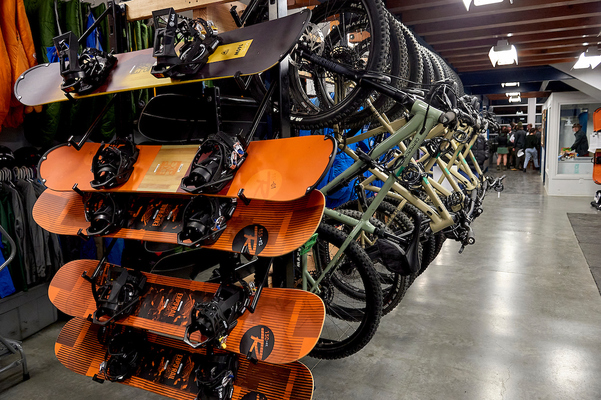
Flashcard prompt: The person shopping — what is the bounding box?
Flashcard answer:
[570,123,589,157]
[496,128,509,170]
[523,128,540,172]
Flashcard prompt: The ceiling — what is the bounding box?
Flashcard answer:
[387,0,601,102]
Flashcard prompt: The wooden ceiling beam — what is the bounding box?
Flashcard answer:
[387,0,458,14]
[446,48,588,64]
[433,28,601,52]
[456,58,578,72]
[426,16,601,45]
[437,36,601,59]
[399,0,598,26]
[450,53,579,68]
[412,3,601,36]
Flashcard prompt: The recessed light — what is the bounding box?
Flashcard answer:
[583,42,590,46]
[507,33,513,37]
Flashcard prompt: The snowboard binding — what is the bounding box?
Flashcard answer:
[181,132,247,194]
[89,266,147,326]
[178,196,237,247]
[184,282,252,349]
[151,8,223,78]
[91,137,140,189]
[194,353,239,400]
[98,327,148,382]
[53,31,117,95]
[74,187,127,238]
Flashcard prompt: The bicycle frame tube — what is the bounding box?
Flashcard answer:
[309,101,444,291]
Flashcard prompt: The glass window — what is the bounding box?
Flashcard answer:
[557,102,601,175]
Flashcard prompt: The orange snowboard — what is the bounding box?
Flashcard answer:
[33,190,324,257]
[56,318,315,399]
[39,135,336,201]
[50,260,325,364]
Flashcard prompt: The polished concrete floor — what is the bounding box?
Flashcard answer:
[2,169,601,400]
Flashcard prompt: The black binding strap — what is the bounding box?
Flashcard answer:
[100,327,148,382]
[92,266,147,326]
[184,282,251,349]
[91,136,139,189]
[178,196,237,247]
[181,131,247,194]
[151,8,223,78]
[53,31,117,95]
[194,353,239,400]
[78,192,127,237]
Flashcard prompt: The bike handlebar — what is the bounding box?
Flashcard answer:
[296,46,416,109]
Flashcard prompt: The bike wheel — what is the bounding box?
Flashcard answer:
[287,0,390,130]
[343,10,409,130]
[307,223,382,359]
[335,199,420,315]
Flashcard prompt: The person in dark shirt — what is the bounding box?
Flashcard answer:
[523,128,540,172]
[496,128,509,171]
[513,122,527,170]
[570,123,589,157]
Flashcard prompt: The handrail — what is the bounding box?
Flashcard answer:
[0,224,16,273]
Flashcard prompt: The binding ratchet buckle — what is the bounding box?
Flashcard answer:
[151,8,222,78]
[53,32,117,95]
[178,196,237,247]
[181,131,247,194]
[73,187,127,238]
[90,266,147,326]
[184,282,252,349]
[91,137,140,189]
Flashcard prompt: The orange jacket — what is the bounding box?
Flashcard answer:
[0,27,11,130]
[0,0,38,130]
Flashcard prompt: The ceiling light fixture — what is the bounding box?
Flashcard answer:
[489,40,518,67]
[463,0,504,11]
[508,95,521,103]
[501,82,520,87]
[573,47,601,69]
[505,92,520,97]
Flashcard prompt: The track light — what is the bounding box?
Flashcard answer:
[573,47,601,69]
[463,0,504,11]
[489,40,518,67]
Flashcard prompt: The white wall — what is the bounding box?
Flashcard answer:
[543,91,601,196]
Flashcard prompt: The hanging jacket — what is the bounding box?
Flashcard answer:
[0,27,12,129]
[0,0,38,130]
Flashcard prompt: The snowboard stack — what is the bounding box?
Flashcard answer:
[25,8,335,400]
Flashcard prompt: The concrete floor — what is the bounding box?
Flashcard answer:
[2,168,601,400]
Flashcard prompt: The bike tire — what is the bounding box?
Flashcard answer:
[420,46,435,87]
[287,0,390,130]
[397,21,423,89]
[308,223,383,359]
[343,10,409,130]
[335,199,420,314]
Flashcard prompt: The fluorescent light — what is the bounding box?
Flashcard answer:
[501,82,520,87]
[489,40,518,67]
[464,0,504,11]
[505,92,520,97]
[573,47,601,69]
[508,96,521,103]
